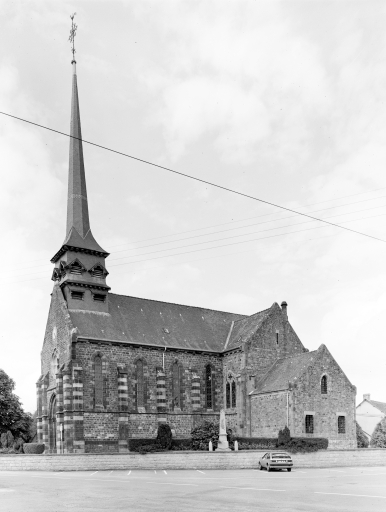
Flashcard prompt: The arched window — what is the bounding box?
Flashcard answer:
[172,362,182,410]
[94,355,104,408]
[226,382,231,409]
[136,360,145,408]
[321,375,327,394]
[51,350,58,379]
[205,365,214,409]
[231,380,237,408]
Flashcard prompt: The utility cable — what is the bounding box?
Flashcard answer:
[1,110,385,245]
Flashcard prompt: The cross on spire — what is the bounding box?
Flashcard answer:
[69,13,77,64]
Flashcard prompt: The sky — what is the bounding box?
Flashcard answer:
[0,0,385,413]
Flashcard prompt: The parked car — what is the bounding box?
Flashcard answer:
[258,451,293,472]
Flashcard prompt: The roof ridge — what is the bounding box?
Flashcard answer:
[232,306,271,324]
[109,292,248,317]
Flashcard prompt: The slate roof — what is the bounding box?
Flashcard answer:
[225,305,274,351]
[251,350,316,394]
[69,293,246,352]
[367,400,386,415]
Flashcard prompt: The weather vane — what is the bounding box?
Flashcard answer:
[69,13,77,63]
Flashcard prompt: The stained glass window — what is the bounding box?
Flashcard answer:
[172,362,181,409]
[136,360,144,408]
[338,416,345,434]
[305,415,314,434]
[206,365,213,409]
[321,375,327,394]
[94,355,103,407]
[226,382,231,409]
[231,380,236,408]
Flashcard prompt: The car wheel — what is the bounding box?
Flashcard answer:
[287,468,291,472]
[258,463,263,471]
[267,464,271,472]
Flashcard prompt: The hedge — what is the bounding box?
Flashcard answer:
[23,443,45,454]
[128,438,192,452]
[283,437,328,453]
[235,437,277,450]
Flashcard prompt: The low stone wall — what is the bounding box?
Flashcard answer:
[0,449,385,471]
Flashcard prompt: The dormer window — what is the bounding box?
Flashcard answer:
[71,291,84,300]
[89,263,108,278]
[93,293,106,303]
[68,259,85,275]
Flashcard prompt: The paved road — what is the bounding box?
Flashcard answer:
[0,467,385,511]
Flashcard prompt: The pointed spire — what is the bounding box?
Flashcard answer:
[66,63,90,238]
[51,60,108,263]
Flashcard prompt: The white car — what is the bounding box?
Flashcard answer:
[258,451,293,472]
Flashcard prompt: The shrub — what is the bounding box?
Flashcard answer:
[283,437,328,453]
[191,421,219,451]
[171,439,192,451]
[234,437,277,450]
[356,421,369,448]
[157,423,173,450]
[128,438,159,452]
[278,426,291,446]
[23,443,45,454]
[370,417,386,448]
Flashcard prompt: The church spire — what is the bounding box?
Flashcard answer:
[66,61,90,238]
[51,16,108,263]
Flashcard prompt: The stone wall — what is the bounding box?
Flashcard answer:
[250,391,288,437]
[1,449,385,471]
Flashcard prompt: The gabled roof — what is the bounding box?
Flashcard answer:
[69,293,245,352]
[225,305,272,351]
[251,350,316,394]
[367,400,386,415]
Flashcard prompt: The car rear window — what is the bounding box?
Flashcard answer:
[272,453,290,458]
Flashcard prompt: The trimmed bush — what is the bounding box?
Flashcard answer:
[191,421,219,451]
[171,439,192,450]
[370,417,386,448]
[356,421,369,448]
[157,423,173,450]
[283,437,328,453]
[235,437,277,450]
[128,438,159,452]
[278,426,291,446]
[23,443,45,454]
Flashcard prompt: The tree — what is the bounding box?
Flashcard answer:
[0,369,32,440]
[356,421,369,448]
[370,417,386,448]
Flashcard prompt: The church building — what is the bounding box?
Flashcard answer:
[36,61,357,453]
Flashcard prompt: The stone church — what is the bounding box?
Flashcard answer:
[36,62,357,453]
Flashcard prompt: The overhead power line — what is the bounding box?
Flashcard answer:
[1,110,386,245]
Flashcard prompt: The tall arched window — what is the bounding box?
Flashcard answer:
[172,362,182,410]
[321,375,327,394]
[136,360,145,408]
[231,380,237,408]
[205,365,214,409]
[226,382,231,409]
[94,355,103,408]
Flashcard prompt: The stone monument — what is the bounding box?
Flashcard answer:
[216,409,231,451]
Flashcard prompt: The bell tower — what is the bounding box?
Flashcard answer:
[51,46,110,313]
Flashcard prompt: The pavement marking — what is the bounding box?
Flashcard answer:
[127,471,131,475]
[220,486,285,492]
[109,471,113,475]
[146,481,198,487]
[320,469,345,473]
[196,470,205,474]
[315,492,386,499]
[89,471,98,476]
[163,470,167,475]
[0,489,15,493]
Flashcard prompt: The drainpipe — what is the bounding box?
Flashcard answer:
[163,347,166,370]
[287,391,289,427]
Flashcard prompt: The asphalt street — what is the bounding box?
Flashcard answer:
[0,467,385,511]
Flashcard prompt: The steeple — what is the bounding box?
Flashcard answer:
[51,17,110,312]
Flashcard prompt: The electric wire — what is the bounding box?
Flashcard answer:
[1,110,385,245]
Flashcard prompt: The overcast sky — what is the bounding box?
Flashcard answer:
[1,0,385,413]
